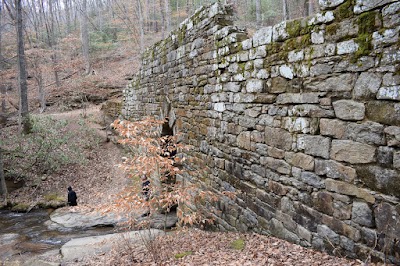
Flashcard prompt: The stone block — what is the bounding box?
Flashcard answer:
[262,157,291,175]
[272,21,289,42]
[253,94,276,104]
[311,30,325,44]
[352,201,374,227]
[268,147,285,159]
[300,171,325,188]
[354,72,382,100]
[383,2,400,27]
[252,26,273,47]
[315,159,356,182]
[313,192,334,215]
[366,101,400,126]
[331,140,376,164]
[318,0,345,10]
[279,65,294,79]
[289,105,335,118]
[325,179,375,203]
[308,11,335,25]
[246,79,265,93]
[354,0,395,14]
[320,118,346,139]
[285,152,315,171]
[344,121,385,146]
[374,203,400,239]
[282,117,311,134]
[333,200,352,220]
[237,131,251,150]
[377,146,394,166]
[333,100,365,121]
[268,180,288,196]
[394,151,400,169]
[223,82,241,92]
[317,225,339,245]
[265,127,292,151]
[377,86,400,101]
[337,40,359,55]
[297,135,331,159]
[276,93,320,104]
[304,73,356,92]
[357,165,400,197]
[269,77,290,94]
[288,50,304,62]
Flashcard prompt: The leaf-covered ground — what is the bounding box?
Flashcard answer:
[81,229,385,266]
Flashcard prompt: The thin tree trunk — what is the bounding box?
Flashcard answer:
[164,0,170,33]
[255,0,261,28]
[16,0,31,134]
[48,0,60,87]
[0,149,7,204]
[283,0,290,20]
[159,0,165,39]
[64,0,71,33]
[80,0,91,75]
[137,0,144,52]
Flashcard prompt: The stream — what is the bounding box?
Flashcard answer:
[0,209,119,262]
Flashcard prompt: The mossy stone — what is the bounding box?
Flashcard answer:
[335,0,354,21]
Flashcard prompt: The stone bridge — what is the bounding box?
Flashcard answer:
[121,0,400,263]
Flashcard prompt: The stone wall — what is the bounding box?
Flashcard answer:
[122,0,400,263]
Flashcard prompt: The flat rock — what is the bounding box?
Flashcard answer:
[48,207,128,229]
[61,229,164,262]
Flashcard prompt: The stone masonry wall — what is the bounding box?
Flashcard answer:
[122,0,400,262]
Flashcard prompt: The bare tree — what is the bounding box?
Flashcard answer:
[282,0,290,20]
[255,0,261,28]
[80,0,91,75]
[159,0,165,38]
[15,0,31,133]
[137,0,144,52]
[164,0,170,33]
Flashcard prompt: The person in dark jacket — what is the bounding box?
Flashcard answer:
[67,186,77,206]
[141,175,150,201]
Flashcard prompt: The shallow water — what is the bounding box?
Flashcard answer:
[0,209,118,261]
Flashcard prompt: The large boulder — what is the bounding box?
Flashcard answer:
[47,207,129,229]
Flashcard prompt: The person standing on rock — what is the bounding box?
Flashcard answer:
[67,186,78,206]
[141,175,151,201]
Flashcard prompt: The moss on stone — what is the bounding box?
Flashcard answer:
[352,33,372,63]
[335,0,354,21]
[287,20,302,38]
[357,11,377,34]
[326,23,338,36]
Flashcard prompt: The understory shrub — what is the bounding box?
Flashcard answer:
[1,116,100,179]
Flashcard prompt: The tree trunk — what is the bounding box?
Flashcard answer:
[255,0,261,28]
[64,0,71,33]
[282,0,290,20]
[0,149,7,204]
[16,0,31,134]
[159,0,165,39]
[164,0,170,33]
[0,0,3,70]
[80,0,91,75]
[137,0,144,52]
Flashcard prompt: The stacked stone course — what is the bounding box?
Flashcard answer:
[122,0,400,263]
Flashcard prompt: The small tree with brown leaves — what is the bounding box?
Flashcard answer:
[107,117,223,230]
